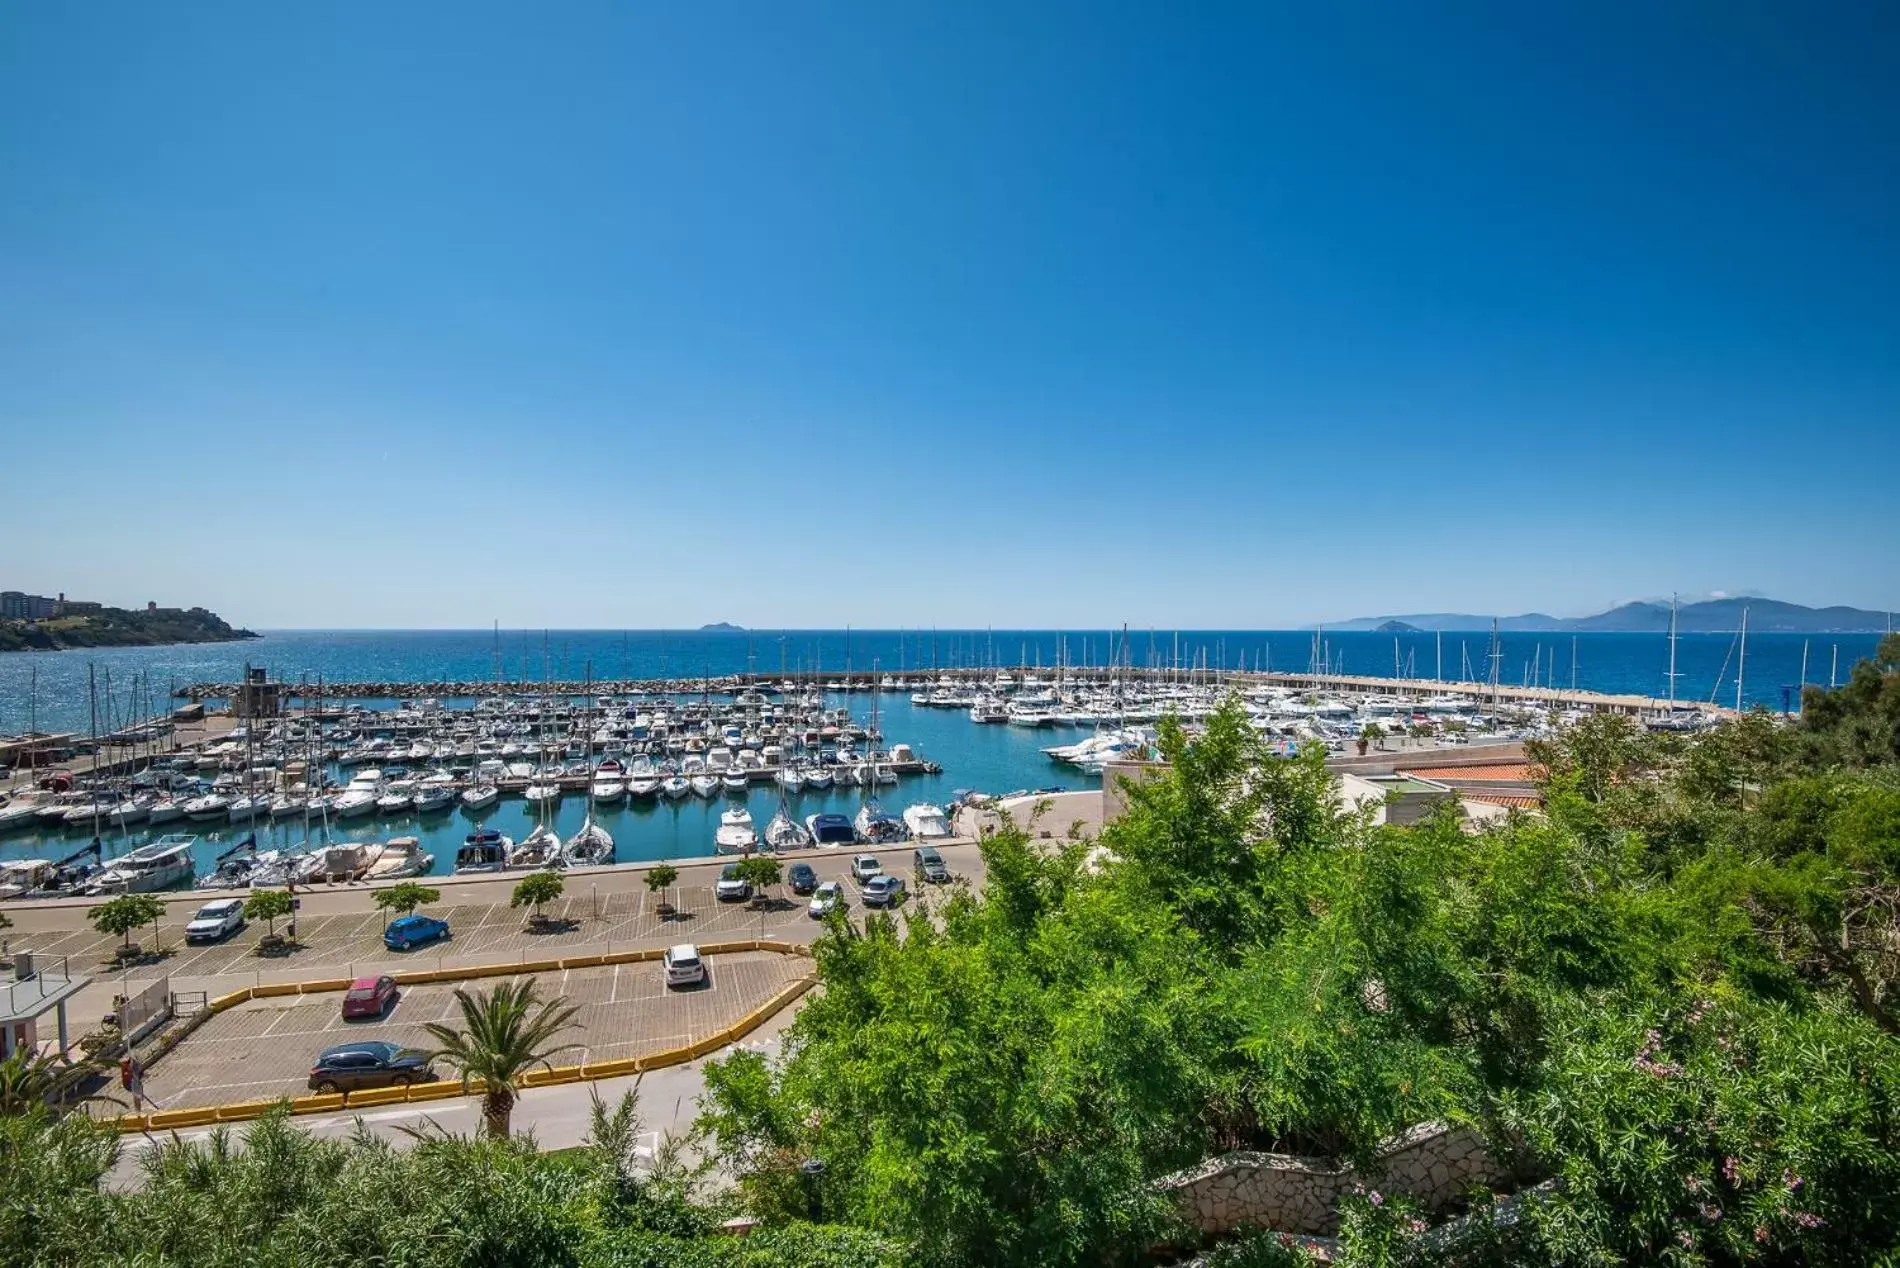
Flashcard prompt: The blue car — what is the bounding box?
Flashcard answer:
[384,913,451,951]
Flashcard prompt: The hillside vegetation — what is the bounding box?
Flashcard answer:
[3,638,1898,1267]
[0,605,256,653]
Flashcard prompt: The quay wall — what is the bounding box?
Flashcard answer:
[170,668,1719,719]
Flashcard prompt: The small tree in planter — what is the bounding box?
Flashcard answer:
[511,871,565,931]
[374,882,441,927]
[734,854,783,911]
[89,894,165,961]
[243,889,296,950]
[1359,722,1385,755]
[645,863,680,919]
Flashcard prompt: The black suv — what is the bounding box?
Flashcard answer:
[914,845,950,883]
[308,1041,433,1093]
[788,862,818,895]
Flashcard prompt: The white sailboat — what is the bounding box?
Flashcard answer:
[563,814,615,867]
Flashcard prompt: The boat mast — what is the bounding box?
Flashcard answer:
[1735,604,1748,712]
[1666,594,1679,709]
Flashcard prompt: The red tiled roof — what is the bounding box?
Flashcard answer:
[1462,792,1543,809]
[1404,762,1542,783]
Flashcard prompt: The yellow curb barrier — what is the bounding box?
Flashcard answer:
[214,1098,282,1123]
[146,1106,218,1130]
[112,943,819,1132]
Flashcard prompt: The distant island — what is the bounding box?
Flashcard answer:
[0,604,259,653]
[698,622,745,633]
[1333,597,1895,634]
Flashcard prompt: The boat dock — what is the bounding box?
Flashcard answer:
[170,667,1724,720]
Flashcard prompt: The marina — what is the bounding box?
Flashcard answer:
[4,646,1703,897]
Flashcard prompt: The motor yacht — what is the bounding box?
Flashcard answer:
[455,828,512,874]
[365,836,434,881]
[902,803,951,839]
[88,835,197,893]
[460,783,500,812]
[714,807,757,854]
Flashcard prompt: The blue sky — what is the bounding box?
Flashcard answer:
[2,2,1895,629]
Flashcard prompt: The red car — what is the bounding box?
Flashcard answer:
[341,974,399,1020]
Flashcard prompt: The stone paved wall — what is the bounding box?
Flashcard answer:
[1158,1122,1504,1236]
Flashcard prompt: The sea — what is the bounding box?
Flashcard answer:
[0,628,1885,882]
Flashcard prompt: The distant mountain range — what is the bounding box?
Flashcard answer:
[1332,598,1895,634]
[698,622,745,633]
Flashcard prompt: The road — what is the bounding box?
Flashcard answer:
[110,1001,798,1188]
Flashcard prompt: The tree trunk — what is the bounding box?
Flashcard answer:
[482,1086,515,1138]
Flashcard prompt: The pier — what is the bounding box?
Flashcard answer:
[170,666,1726,720]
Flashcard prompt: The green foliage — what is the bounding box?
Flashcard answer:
[87,893,164,949]
[645,863,679,893]
[242,888,294,935]
[0,1104,899,1268]
[1798,632,1900,768]
[513,870,567,916]
[419,979,583,1138]
[375,881,441,918]
[734,855,783,896]
[695,674,1900,1267]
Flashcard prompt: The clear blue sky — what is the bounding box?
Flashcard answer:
[2,2,1895,629]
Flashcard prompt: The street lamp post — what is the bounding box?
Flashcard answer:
[799,1157,826,1223]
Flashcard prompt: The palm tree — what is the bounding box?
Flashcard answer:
[416,979,582,1138]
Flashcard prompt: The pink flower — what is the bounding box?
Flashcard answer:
[1793,1211,1824,1229]
[1754,1225,1769,1244]
[1699,1203,1722,1221]
[1407,1219,1427,1234]
[1677,1229,1696,1248]
[1722,1157,1740,1184]
[1685,1175,1702,1193]
[1369,1190,1384,1206]
[1782,1170,1803,1190]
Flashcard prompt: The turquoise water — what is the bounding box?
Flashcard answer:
[1,627,1887,884]
[0,690,1098,879]
[0,627,1883,738]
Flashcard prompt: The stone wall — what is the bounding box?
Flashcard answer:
[1157,1122,1504,1237]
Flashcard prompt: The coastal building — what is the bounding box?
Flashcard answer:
[0,592,56,620]
[0,591,98,620]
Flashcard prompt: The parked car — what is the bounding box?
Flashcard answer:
[809,880,846,918]
[663,943,706,988]
[861,874,907,908]
[184,897,247,942]
[851,853,882,883]
[913,845,949,883]
[383,913,451,951]
[714,863,752,902]
[307,1040,432,1093]
[341,974,399,1019]
[787,861,818,895]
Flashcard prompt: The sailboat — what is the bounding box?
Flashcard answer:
[562,813,615,867]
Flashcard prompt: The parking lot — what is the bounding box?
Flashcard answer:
[137,951,808,1111]
[19,855,966,986]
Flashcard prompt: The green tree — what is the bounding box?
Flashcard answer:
[1360,721,1385,753]
[0,1048,73,1117]
[734,854,783,906]
[510,870,565,923]
[418,979,582,1138]
[242,888,295,938]
[646,862,680,917]
[373,881,440,925]
[87,893,164,955]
